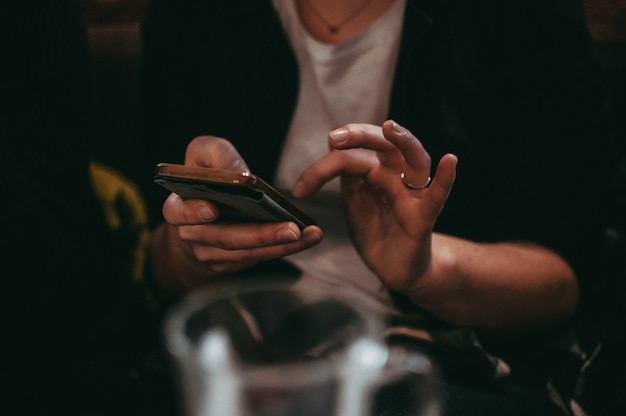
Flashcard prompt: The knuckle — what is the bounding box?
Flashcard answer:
[258,228,280,247]
[161,194,179,223]
[240,248,257,264]
[162,205,173,223]
[211,137,236,154]
[190,245,206,261]
[191,243,220,264]
[186,135,219,153]
[177,225,194,242]
[214,229,236,249]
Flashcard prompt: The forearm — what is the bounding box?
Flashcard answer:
[407,233,579,332]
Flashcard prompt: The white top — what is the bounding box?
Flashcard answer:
[271,0,406,312]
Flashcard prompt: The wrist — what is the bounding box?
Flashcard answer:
[403,233,465,322]
[149,223,215,294]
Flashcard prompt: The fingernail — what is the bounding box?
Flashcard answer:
[277,225,299,242]
[198,204,217,222]
[392,120,405,134]
[292,180,306,198]
[330,128,348,143]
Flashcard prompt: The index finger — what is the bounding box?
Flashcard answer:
[329,123,404,168]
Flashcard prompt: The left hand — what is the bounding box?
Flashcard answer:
[292,120,458,293]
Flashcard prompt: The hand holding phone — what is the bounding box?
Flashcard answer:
[154,163,316,230]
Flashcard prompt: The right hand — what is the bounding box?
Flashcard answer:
[158,136,323,286]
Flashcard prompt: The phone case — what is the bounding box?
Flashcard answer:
[154,163,316,229]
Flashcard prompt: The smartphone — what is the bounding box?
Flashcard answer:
[154,163,316,230]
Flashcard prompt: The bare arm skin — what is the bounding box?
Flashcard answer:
[292,120,577,331]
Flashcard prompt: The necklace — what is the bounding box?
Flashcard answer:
[304,0,375,34]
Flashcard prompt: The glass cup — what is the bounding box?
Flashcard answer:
[165,280,440,416]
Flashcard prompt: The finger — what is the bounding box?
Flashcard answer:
[179,221,323,250]
[292,148,379,198]
[328,123,406,167]
[184,226,324,265]
[185,135,250,172]
[162,192,220,225]
[422,153,458,218]
[382,120,431,181]
[328,123,395,151]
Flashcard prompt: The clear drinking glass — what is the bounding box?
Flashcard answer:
[165,280,440,416]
